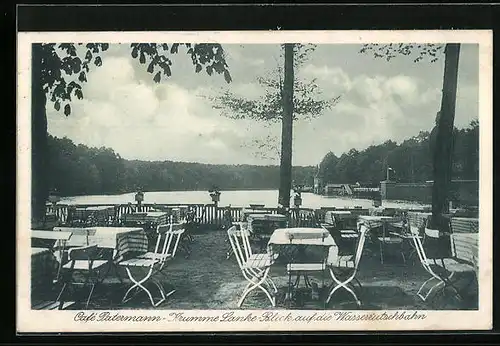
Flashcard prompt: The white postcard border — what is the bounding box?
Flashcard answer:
[16,30,493,333]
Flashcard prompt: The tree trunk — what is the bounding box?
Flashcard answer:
[430,43,460,230]
[31,44,48,225]
[278,44,295,208]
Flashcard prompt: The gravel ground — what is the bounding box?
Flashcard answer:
[33,229,478,311]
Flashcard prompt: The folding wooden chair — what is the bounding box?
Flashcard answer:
[227,226,277,308]
[326,224,368,307]
[56,244,108,309]
[118,223,184,307]
[413,227,477,304]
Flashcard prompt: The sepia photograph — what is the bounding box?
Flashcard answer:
[17,30,492,332]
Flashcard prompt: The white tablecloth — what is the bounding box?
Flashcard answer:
[61,227,148,262]
[268,228,338,262]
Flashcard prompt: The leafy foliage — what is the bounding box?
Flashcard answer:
[41,43,110,117]
[359,43,445,63]
[208,44,338,123]
[129,43,232,83]
[36,42,232,117]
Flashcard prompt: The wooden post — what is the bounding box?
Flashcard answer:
[431,43,460,231]
[278,43,295,208]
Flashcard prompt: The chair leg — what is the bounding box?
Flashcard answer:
[85,283,96,309]
[238,269,274,308]
[327,268,361,306]
[122,267,154,305]
[56,283,68,310]
[417,276,445,302]
[150,278,167,307]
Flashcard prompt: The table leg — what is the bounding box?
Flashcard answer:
[380,223,385,265]
[54,239,66,283]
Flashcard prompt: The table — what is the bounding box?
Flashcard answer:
[357,215,404,264]
[248,214,288,234]
[240,209,270,221]
[73,206,115,225]
[31,247,57,293]
[324,210,352,222]
[122,211,168,228]
[32,229,74,281]
[268,228,337,259]
[247,214,288,251]
[63,227,148,263]
[268,228,337,307]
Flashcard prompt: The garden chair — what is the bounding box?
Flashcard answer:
[227,226,277,308]
[412,227,478,304]
[321,213,358,256]
[118,223,185,307]
[326,224,368,307]
[56,244,108,309]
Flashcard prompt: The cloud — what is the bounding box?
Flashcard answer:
[47,54,275,165]
[47,44,479,166]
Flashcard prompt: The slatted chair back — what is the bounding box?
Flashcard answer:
[227,226,248,271]
[164,223,185,259]
[66,244,100,270]
[450,233,478,265]
[154,223,172,261]
[154,222,185,267]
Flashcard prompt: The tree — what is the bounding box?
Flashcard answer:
[208,44,340,208]
[31,43,232,224]
[360,43,461,230]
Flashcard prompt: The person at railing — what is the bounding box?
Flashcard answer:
[222,205,233,231]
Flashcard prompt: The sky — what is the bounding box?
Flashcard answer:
[46,43,479,166]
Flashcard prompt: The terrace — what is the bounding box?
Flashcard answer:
[31,204,479,311]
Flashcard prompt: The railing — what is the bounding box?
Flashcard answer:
[46,203,455,231]
[45,203,369,228]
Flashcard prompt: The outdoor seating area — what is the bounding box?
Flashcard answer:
[30,205,479,311]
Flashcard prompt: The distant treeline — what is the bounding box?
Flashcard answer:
[47,135,315,196]
[318,120,479,186]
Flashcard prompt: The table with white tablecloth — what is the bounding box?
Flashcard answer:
[122,211,169,229]
[62,227,148,263]
[31,247,57,292]
[72,206,115,224]
[268,228,338,264]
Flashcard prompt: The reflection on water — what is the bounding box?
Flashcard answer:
[61,190,429,210]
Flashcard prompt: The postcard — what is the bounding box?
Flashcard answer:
[17,29,492,332]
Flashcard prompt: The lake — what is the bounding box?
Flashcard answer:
[60,190,429,210]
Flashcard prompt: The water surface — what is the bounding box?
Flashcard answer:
[61,190,429,209]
